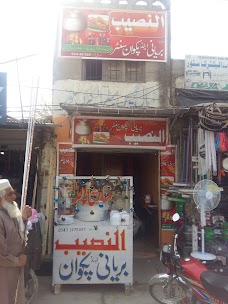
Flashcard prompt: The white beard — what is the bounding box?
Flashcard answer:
[2,200,22,219]
[2,200,25,241]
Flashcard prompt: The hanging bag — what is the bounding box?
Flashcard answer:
[199,103,228,131]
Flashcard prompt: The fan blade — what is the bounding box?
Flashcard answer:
[205,180,210,191]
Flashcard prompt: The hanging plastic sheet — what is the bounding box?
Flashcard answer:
[175,88,228,107]
[215,132,228,152]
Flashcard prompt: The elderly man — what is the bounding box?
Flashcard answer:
[0,179,32,304]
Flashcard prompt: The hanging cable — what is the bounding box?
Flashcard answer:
[15,57,24,122]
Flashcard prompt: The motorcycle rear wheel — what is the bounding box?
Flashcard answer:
[149,278,186,304]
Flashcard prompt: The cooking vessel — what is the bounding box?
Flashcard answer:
[63,11,87,32]
[75,120,92,135]
[76,201,109,221]
[161,197,174,210]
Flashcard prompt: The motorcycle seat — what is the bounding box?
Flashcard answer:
[200,270,228,303]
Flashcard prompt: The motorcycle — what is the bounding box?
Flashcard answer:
[148,213,228,304]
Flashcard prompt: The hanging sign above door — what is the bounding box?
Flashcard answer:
[57,142,76,176]
[72,117,167,149]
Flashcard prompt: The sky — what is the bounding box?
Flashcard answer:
[171,0,228,59]
[0,0,57,119]
[1,0,228,119]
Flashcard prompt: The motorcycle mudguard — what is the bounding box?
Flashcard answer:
[148,273,170,285]
[148,274,189,290]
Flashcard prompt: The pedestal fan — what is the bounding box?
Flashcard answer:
[191,179,221,260]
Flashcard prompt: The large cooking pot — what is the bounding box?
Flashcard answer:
[63,11,87,32]
[75,120,92,136]
[161,196,174,210]
[76,201,109,222]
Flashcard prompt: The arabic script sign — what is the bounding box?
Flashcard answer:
[60,8,167,61]
[57,143,75,176]
[185,55,228,91]
[53,226,133,284]
[73,117,167,149]
[160,145,177,230]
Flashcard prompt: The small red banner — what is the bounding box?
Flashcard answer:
[58,143,75,175]
[160,145,177,229]
[73,117,167,149]
[61,8,167,61]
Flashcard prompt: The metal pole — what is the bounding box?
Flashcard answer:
[20,78,39,211]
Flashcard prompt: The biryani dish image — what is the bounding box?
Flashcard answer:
[93,132,110,144]
[78,136,90,144]
[160,176,174,189]
[87,14,109,32]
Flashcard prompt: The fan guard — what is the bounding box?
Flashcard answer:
[193,179,221,212]
[191,179,221,261]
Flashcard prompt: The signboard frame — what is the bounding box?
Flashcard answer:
[185,54,228,91]
[60,7,167,62]
[72,116,168,150]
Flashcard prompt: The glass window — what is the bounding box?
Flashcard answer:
[85,60,102,80]
[103,60,123,82]
[125,61,145,82]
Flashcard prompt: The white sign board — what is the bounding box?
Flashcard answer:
[185,55,228,90]
[53,224,133,285]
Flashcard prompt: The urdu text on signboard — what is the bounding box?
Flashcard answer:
[60,8,167,62]
[73,117,167,149]
[185,55,228,90]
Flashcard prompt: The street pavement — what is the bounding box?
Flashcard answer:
[36,256,161,304]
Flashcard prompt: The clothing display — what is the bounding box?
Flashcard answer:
[205,130,217,176]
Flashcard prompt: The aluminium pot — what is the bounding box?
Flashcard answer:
[76,201,109,222]
[161,198,174,210]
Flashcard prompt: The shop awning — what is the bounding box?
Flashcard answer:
[176,88,228,107]
[60,104,190,118]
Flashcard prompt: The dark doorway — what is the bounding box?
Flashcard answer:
[76,151,160,254]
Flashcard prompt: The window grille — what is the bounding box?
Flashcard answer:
[85,60,102,80]
[125,61,145,82]
[84,60,145,82]
[103,60,123,82]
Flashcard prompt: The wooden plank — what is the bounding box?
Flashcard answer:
[31,158,38,209]
[42,153,54,255]
[48,151,56,255]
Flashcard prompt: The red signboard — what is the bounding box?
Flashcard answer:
[160,145,177,230]
[57,143,75,175]
[61,8,167,61]
[73,117,167,149]
[160,145,176,178]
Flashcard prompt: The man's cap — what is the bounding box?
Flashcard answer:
[0,179,12,191]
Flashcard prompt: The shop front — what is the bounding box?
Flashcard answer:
[52,115,171,293]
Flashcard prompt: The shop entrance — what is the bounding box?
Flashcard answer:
[77,150,160,255]
[0,148,37,207]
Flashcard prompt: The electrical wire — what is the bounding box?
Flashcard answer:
[5,72,184,116]
[6,73,183,108]
[0,54,38,64]
[15,58,24,122]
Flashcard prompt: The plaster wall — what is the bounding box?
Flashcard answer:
[39,131,56,214]
[52,59,171,117]
[52,59,185,138]
[170,59,185,104]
